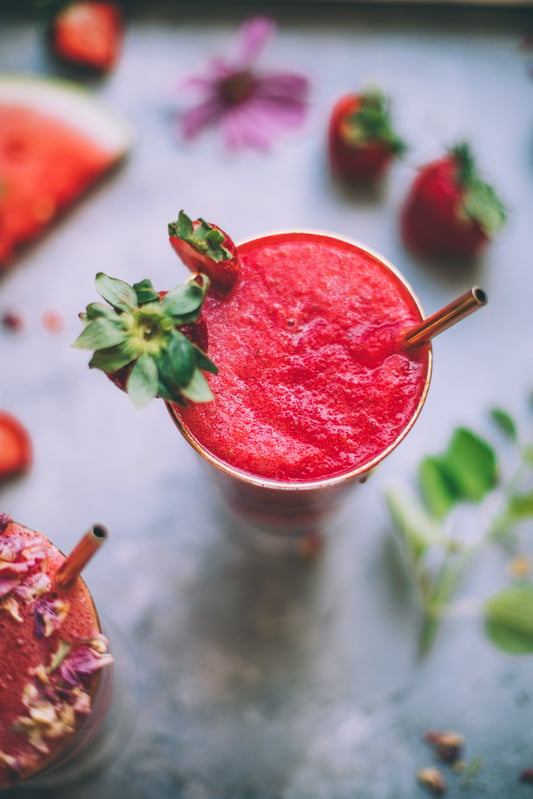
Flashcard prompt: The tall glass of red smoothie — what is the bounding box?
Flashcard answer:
[166,230,432,548]
[0,515,134,790]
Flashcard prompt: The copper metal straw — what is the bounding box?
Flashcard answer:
[55,524,109,588]
[403,286,487,349]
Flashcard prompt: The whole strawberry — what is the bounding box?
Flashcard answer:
[400,142,507,260]
[328,88,406,182]
[0,412,32,482]
[74,272,217,408]
[49,1,123,73]
[168,211,240,292]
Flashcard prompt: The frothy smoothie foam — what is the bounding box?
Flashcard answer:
[175,231,430,482]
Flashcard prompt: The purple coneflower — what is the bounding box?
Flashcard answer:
[179,16,310,150]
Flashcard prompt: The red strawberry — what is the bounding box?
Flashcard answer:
[0,412,32,482]
[168,211,240,292]
[50,2,123,73]
[74,272,217,408]
[400,142,507,260]
[328,88,406,182]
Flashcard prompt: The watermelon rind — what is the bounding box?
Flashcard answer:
[0,73,132,157]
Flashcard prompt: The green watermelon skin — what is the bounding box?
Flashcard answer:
[0,75,130,266]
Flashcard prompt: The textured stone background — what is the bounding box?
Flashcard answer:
[1,4,533,797]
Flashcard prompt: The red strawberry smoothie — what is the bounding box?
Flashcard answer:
[0,515,113,789]
[173,232,431,483]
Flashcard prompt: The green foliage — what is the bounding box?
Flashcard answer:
[387,401,533,656]
[484,585,533,654]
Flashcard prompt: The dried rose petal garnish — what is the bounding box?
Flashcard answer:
[33,597,70,639]
[12,635,113,754]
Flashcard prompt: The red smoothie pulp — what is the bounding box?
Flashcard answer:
[0,515,113,789]
[174,232,431,483]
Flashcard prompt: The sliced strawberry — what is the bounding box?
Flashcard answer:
[400,142,507,260]
[0,412,32,481]
[328,89,406,182]
[168,211,240,292]
[50,2,123,73]
[74,272,217,408]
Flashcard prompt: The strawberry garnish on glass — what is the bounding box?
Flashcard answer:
[168,211,240,292]
[74,271,218,408]
[400,142,507,260]
[328,88,406,182]
[74,212,240,408]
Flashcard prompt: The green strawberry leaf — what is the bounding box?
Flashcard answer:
[170,209,193,240]
[96,272,138,312]
[168,211,232,263]
[484,584,533,654]
[193,345,219,375]
[344,88,406,155]
[133,279,160,305]
[81,302,118,323]
[73,317,126,350]
[159,331,195,390]
[451,142,507,236]
[490,407,518,442]
[181,370,214,403]
[89,341,136,373]
[160,277,209,320]
[127,353,159,409]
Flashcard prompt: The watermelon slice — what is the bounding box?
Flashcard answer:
[0,74,131,266]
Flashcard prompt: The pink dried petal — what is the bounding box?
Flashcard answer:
[59,645,113,687]
[14,572,51,603]
[0,535,25,562]
[0,576,21,598]
[34,598,70,639]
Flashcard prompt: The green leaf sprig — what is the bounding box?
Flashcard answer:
[74,272,218,409]
[386,398,533,655]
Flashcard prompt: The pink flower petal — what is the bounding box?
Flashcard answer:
[181,98,225,139]
[238,16,276,64]
[255,72,310,102]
